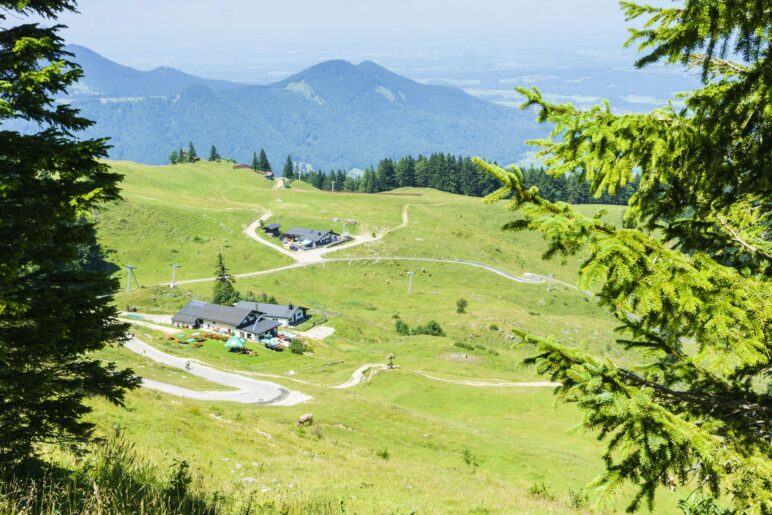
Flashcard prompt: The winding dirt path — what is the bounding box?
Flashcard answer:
[331,364,388,389]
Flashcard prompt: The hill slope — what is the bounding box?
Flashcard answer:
[48,47,542,168]
[75,160,691,512]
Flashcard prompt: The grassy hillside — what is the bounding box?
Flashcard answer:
[79,160,682,512]
[99,160,623,287]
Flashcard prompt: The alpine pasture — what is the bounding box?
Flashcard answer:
[85,160,678,512]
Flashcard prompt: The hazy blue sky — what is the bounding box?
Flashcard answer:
[52,0,633,76]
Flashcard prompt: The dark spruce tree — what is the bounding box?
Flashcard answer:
[251,151,259,171]
[394,155,415,187]
[282,155,294,178]
[375,158,396,191]
[208,144,220,161]
[187,141,198,162]
[258,149,271,172]
[211,253,239,305]
[0,0,140,466]
[477,0,771,511]
[169,149,179,164]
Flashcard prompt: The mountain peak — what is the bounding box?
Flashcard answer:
[357,60,384,70]
[305,59,357,73]
[45,45,538,168]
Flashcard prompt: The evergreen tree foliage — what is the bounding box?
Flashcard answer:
[187,141,198,162]
[375,158,396,191]
[0,0,140,466]
[258,149,271,172]
[300,153,637,204]
[211,253,239,305]
[208,144,220,161]
[394,155,415,187]
[282,155,294,178]
[251,151,259,171]
[477,1,771,511]
[169,149,179,164]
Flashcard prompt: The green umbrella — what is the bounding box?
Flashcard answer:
[225,336,247,349]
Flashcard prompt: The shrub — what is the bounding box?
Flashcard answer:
[488,324,499,331]
[568,488,589,509]
[395,320,411,336]
[412,320,445,337]
[461,448,478,468]
[376,448,390,461]
[289,339,307,355]
[456,298,468,313]
[454,341,474,351]
[528,482,556,501]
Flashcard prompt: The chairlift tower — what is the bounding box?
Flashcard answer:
[125,264,137,292]
[171,263,181,289]
[407,271,415,295]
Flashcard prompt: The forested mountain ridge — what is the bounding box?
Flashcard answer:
[32,46,543,169]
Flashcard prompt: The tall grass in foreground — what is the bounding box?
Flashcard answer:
[0,432,220,514]
[0,431,348,514]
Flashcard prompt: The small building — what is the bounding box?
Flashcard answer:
[283,227,339,248]
[264,172,274,180]
[234,301,308,326]
[172,300,280,340]
[263,223,281,237]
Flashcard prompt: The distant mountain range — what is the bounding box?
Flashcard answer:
[29,45,543,169]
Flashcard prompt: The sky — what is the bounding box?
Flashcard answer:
[49,0,634,79]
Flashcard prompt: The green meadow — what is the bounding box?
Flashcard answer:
[100,160,621,286]
[83,160,680,512]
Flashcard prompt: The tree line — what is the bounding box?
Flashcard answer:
[295,153,638,204]
[168,143,279,173]
[167,146,638,204]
